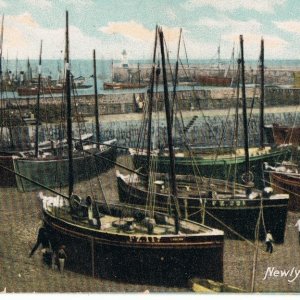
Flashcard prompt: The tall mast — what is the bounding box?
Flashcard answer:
[111,60,114,83]
[65,11,74,197]
[93,49,100,149]
[146,25,158,173]
[35,40,43,158]
[171,28,182,128]
[240,35,251,187]
[259,38,265,148]
[158,27,179,234]
[137,62,141,86]
[0,15,4,140]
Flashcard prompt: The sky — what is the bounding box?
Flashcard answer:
[1,0,300,61]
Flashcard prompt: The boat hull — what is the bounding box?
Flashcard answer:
[13,147,117,191]
[131,148,290,189]
[17,86,64,96]
[43,206,224,286]
[268,124,300,146]
[269,172,300,211]
[195,75,232,87]
[0,155,18,186]
[117,176,289,243]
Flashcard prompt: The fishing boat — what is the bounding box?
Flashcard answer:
[118,36,289,243]
[73,76,92,89]
[194,44,233,87]
[12,40,117,192]
[17,84,64,96]
[129,36,290,189]
[188,277,245,293]
[265,161,300,211]
[195,75,232,87]
[36,21,225,286]
[264,123,300,146]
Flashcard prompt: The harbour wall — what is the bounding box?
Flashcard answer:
[5,86,300,119]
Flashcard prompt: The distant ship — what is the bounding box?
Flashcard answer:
[194,74,232,87]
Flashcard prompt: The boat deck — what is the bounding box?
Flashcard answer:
[44,203,217,236]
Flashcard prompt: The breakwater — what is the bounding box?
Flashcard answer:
[4,87,300,118]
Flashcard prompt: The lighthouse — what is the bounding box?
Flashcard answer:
[121,49,129,68]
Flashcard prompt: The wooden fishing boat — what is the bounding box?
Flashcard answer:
[117,170,289,243]
[188,277,245,293]
[264,123,300,146]
[41,194,224,285]
[195,75,232,87]
[36,23,225,286]
[12,40,117,192]
[17,85,64,96]
[119,35,290,244]
[265,161,300,211]
[13,139,117,191]
[129,146,289,188]
[129,36,290,189]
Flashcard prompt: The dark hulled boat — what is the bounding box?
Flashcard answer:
[11,40,117,192]
[17,85,64,96]
[195,75,232,87]
[42,195,224,285]
[265,123,300,146]
[38,23,224,286]
[117,170,289,243]
[265,161,300,211]
[119,36,290,244]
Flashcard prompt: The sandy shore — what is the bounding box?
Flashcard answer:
[1,162,300,293]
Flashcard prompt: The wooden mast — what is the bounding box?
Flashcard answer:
[0,15,4,141]
[158,27,179,234]
[35,40,43,158]
[240,35,252,189]
[146,25,158,173]
[93,49,100,149]
[259,38,265,148]
[171,28,182,128]
[65,11,74,198]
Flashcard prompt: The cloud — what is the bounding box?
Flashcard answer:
[2,13,100,59]
[274,20,300,34]
[197,17,262,33]
[221,33,289,59]
[0,0,6,8]
[99,21,181,43]
[0,0,7,8]
[183,0,286,13]
[24,0,52,9]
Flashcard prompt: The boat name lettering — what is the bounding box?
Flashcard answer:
[129,236,161,243]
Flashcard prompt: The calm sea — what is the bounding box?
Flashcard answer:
[3,58,300,96]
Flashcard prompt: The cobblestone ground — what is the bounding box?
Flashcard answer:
[0,160,300,293]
